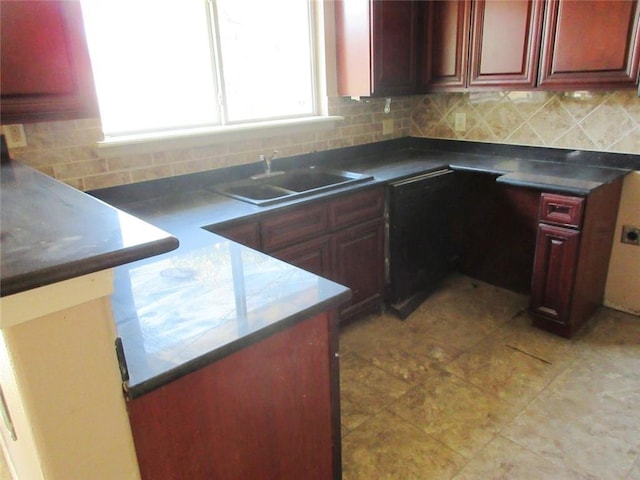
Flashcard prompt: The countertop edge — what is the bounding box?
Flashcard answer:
[124,288,351,399]
[0,236,179,297]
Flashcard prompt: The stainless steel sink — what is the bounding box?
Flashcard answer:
[212,167,373,206]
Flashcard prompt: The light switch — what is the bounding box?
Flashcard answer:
[454,113,466,132]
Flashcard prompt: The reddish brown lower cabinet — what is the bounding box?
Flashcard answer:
[332,219,385,319]
[206,187,386,322]
[530,181,623,337]
[209,221,261,250]
[531,223,581,323]
[127,312,341,480]
[272,235,332,278]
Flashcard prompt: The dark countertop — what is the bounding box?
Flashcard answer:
[0,160,179,297]
[87,137,635,398]
[113,232,350,397]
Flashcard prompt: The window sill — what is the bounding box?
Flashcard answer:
[96,116,344,157]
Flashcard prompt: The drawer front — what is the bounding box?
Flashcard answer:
[207,222,261,250]
[539,193,584,228]
[261,203,329,252]
[329,188,384,230]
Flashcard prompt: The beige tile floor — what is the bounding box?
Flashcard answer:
[1,273,637,479]
[340,273,640,480]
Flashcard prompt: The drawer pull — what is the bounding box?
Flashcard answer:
[548,204,570,214]
[539,193,584,228]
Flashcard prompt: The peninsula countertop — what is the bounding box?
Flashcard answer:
[88,138,636,397]
[0,160,179,297]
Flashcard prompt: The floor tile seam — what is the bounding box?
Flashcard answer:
[357,346,459,388]
[623,455,640,480]
[495,432,594,479]
[390,404,508,463]
[379,406,470,467]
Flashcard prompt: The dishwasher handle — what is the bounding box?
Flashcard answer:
[389,169,454,187]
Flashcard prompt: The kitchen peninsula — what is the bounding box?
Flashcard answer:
[0,157,350,479]
[1,136,636,479]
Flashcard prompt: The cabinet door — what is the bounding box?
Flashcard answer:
[207,222,261,250]
[422,0,471,89]
[0,0,98,122]
[530,223,581,325]
[538,0,640,89]
[128,314,336,480]
[468,0,544,88]
[335,0,419,96]
[261,203,328,252]
[328,187,385,230]
[271,235,332,278]
[371,0,420,96]
[332,219,385,320]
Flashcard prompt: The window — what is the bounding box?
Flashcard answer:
[81,0,318,138]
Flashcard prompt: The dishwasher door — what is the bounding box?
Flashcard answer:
[387,169,458,318]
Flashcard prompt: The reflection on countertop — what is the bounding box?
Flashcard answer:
[113,231,349,398]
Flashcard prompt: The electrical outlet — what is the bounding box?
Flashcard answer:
[382,119,394,135]
[621,225,640,246]
[2,124,27,148]
[454,113,466,132]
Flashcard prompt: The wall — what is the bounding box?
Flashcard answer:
[411,90,639,154]
[411,89,640,315]
[3,96,414,191]
[4,90,639,314]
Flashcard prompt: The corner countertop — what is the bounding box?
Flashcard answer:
[88,137,636,398]
[0,160,179,297]
[113,233,350,397]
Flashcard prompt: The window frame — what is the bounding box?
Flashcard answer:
[82,0,340,155]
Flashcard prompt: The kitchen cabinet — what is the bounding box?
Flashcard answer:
[531,222,581,324]
[127,311,341,480]
[453,173,540,293]
[208,187,386,321]
[335,0,420,96]
[423,0,544,90]
[212,221,261,250]
[530,183,623,338]
[332,219,385,318]
[0,0,98,123]
[538,0,640,89]
[273,235,333,278]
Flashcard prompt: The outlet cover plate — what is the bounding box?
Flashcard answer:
[621,225,640,245]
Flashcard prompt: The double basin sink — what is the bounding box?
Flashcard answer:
[212,167,373,206]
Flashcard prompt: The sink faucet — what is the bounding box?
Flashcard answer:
[261,150,279,175]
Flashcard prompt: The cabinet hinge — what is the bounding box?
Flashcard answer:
[114,337,130,386]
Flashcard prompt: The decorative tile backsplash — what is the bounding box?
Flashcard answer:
[411,90,640,155]
[3,90,639,191]
[4,96,413,191]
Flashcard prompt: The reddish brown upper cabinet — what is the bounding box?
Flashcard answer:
[538,0,640,89]
[422,0,471,89]
[335,0,420,96]
[423,0,544,90]
[0,0,98,123]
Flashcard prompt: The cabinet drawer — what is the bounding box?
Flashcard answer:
[539,193,584,228]
[329,188,384,230]
[208,222,260,250]
[261,203,329,252]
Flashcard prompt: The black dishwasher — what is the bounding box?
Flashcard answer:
[386,169,458,318]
